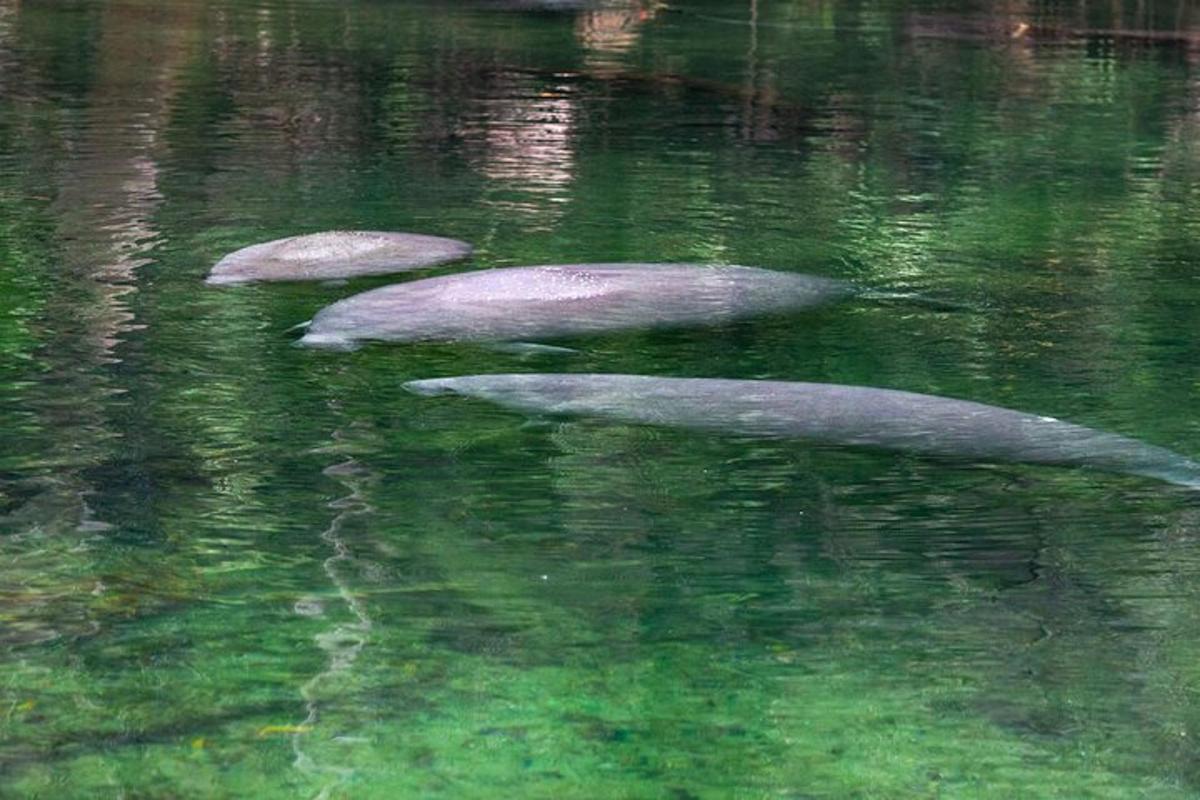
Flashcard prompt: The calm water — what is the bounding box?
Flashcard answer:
[4,0,1200,796]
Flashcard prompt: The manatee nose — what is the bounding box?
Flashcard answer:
[296,331,357,351]
[404,379,457,397]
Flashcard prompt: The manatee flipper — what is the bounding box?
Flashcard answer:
[484,341,581,357]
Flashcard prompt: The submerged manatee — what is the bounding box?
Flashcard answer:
[298,263,851,349]
[206,231,473,285]
[404,373,1200,488]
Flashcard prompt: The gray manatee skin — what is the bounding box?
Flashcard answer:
[404,373,1200,488]
[206,231,473,285]
[298,264,851,349]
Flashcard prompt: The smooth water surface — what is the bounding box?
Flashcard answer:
[4,0,1200,796]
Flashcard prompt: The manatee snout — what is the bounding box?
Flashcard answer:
[403,378,461,397]
[296,331,360,351]
[204,273,250,286]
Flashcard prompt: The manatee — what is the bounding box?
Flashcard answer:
[206,231,473,285]
[403,373,1200,488]
[298,263,851,349]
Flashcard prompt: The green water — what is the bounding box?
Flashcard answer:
[4,0,1200,796]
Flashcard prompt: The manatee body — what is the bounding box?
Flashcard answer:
[206,231,473,285]
[298,264,851,349]
[404,373,1200,487]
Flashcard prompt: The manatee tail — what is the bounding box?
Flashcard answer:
[1128,462,1200,490]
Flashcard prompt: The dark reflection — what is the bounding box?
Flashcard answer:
[0,0,200,649]
[906,6,1200,48]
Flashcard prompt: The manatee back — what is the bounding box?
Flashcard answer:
[207,231,473,284]
[302,264,850,346]
[408,374,1200,486]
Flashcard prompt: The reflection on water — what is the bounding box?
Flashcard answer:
[575,1,658,69]
[461,73,579,225]
[0,0,17,94]
[0,0,196,651]
[292,452,375,799]
[3,0,1200,796]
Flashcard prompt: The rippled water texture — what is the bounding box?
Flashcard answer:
[4,0,1200,797]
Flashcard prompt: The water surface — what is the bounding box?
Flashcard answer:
[4,0,1200,796]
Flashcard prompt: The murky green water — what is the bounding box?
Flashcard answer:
[4,0,1200,796]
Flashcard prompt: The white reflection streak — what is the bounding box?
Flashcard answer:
[0,1,16,88]
[482,95,576,187]
[462,79,578,225]
[292,456,374,800]
[256,7,274,69]
[483,94,576,189]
